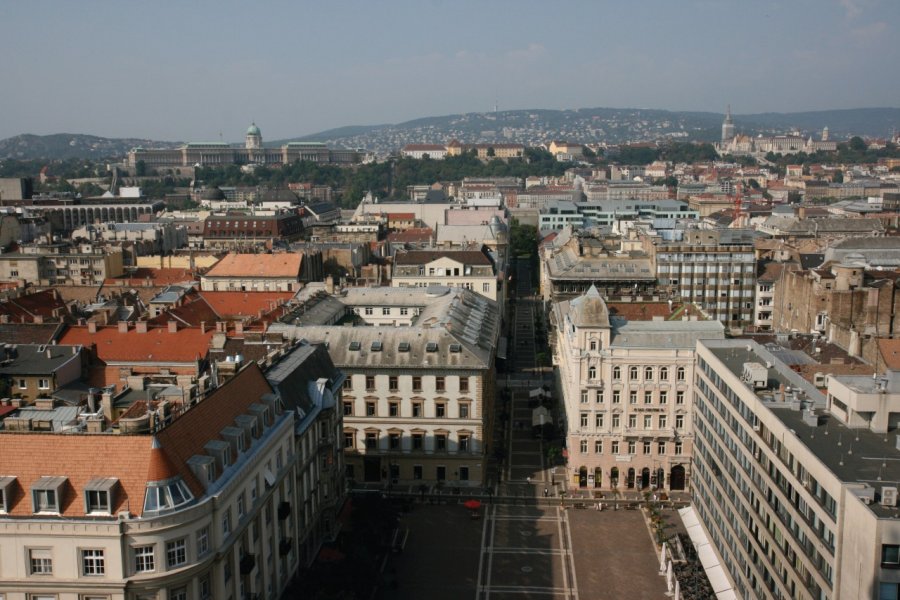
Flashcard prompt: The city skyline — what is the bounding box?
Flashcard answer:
[1,0,898,141]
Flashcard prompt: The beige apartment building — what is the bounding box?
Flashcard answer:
[0,343,345,600]
[391,248,502,305]
[552,286,723,492]
[271,285,500,487]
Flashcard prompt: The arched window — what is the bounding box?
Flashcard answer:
[644,366,653,380]
[612,366,621,380]
[659,367,669,381]
[676,366,686,381]
[629,366,639,381]
[588,366,597,379]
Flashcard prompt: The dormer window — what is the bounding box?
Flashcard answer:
[188,455,217,488]
[349,341,361,351]
[221,426,247,457]
[205,439,232,472]
[84,477,117,515]
[32,476,66,514]
[249,404,270,431]
[398,342,411,353]
[0,476,16,513]
[371,341,383,352]
[449,344,462,353]
[236,414,259,442]
[426,342,439,353]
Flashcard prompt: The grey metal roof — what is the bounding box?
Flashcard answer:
[609,320,725,349]
[0,344,82,376]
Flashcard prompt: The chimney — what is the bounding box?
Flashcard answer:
[168,320,178,334]
[798,206,807,219]
[33,315,43,324]
[0,315,8,323]
[200,321,207,334]
[87,321,98,334]
[325,275,334,294]
[235,321,244,335]
[118,321,129,333]
[135,321,148,334]
[101,390,114,420]
[46,348,52,359]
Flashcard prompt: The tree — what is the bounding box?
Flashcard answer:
[849,136,867,153]
[833,169,844,183]
[486,147,495,157]
[135,160,147,177]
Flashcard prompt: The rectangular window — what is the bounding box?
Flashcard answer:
[595,414,603,428]
[596,390,603,403]
[435,377,445,392]
[86,489,110,514]
[580,413,589,427]
[459,403,470,418]
[412,434,423,450]
[166,538,187,568]
[38,378,50,390]
[197,526,210,557]
[595,440,603,453]
[883,544,900,566]
[134,545,155,573]
[436,435,447,451]
[237,493,245,519]
[382,307,390,315]
[676,391,685,405]
[389,402,399,417]
[628,414,637,428]
[459,435,470,452]
[643,441,651,454]
[675,415,684,429]
[659,415,668,428]
[389,376,399,391]
[643,415,652,429]
[436,403,446,418]
[659,391,668,404]
[674,441,683,455]
[629,391,637,404]
[81,548,105,576]
[460,377,469,393]
[412,402,422,417]
[222,510,231,538]
[580,439,588,453]
[612,390,620,404]
[366,402,376,416]
[365,376,375,391]
[612,414,620,428]
[344,432,355,449]
[389,433,400,450]
[29,548,53,575]
[658,441,666,454]
[611,441,619,454]
[627,441,636,454]
[644,391,652,404]
[365,432,377,449]
[412,376,422,392]
[343,401,353,416]
[581,390,588,403]
[17,379,26,390]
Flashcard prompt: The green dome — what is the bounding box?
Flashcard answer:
[246,123,261,136]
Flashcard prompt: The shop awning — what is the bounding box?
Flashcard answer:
[677,506,737,599]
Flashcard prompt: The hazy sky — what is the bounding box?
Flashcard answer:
[1,0,897,141]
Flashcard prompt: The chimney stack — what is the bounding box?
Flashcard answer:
[87,321,98,334]
[168,320,178,334]
[118,321,129,333]
[200,321,207,334]
[135,321,148,334]
[235,321,244,335]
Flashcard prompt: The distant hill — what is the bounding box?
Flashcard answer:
[2,107,897,160]
[0,133,179,161]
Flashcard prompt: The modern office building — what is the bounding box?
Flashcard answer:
[692,339,900,599]
[652,228,758,328]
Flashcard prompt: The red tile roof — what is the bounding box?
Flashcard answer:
[199,291,294,319]
[0,363,274,518]
[205,253,302,279]
[59,326,214,363]
[105,267,195,287]
[0,289,68,323]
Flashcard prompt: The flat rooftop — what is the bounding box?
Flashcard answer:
[704,340,900,516]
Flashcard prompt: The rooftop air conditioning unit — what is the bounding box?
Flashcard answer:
[882,487,898,508]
